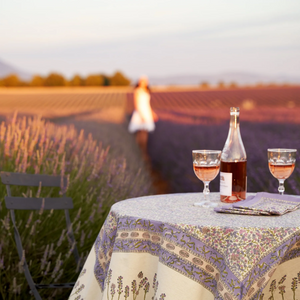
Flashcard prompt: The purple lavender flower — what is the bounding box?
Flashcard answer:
[291,277,297,291]
[144,282,150,293]
[106,269,113,299]
[124,285,129,299]
[279,275,287,285]
[111,283,116,297]
[154,281,159,294]
[152,273,157,289]
[0,255,4,270]
[159,293,166,300]
[278,285,286,296]
[139,277,148,289]
[107,269,112,285]
[117,276,123,295]
[40,244,49,270]
[131,280,137,294]
[75,284,85,295]
[269,279,276,293]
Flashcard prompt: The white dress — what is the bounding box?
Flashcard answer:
[128,90,155,133]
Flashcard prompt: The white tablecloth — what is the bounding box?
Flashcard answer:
[69,193,300,300]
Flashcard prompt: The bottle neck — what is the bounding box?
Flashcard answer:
[221,109,246,161]
[230,112,240,129]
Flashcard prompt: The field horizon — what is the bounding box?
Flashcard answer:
[1,85,300,120]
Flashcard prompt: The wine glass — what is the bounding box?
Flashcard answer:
[192,150,222,207]
[268,148,297,195]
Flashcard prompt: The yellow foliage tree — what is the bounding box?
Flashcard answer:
[30,75,45,87]
[229,81,238,89]
[69,74,84,86]
[44,73,67,86]
[109,71,131,86]
[218,81,225,89]
[2,74,21,87]
[85,74,104,86]
[200,81,210,89]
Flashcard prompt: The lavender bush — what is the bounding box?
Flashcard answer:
[148,120,300,195]
[0,113,153,299]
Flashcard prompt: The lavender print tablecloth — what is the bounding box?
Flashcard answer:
[69,193,300,300]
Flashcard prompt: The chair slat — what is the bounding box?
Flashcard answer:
[0,172,67,187]
[5,197,74,210]
[36,282,75,289]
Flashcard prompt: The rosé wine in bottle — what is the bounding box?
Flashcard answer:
[220,107,247,203]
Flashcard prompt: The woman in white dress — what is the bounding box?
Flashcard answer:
[128,76,158,160]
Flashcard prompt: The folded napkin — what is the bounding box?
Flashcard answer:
[214,192,300,216]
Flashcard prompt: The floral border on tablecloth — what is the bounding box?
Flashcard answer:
[93,211,300,300]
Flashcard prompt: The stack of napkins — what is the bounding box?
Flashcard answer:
[214,192,300,216]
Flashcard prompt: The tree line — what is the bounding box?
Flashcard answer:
[0,71,131,87]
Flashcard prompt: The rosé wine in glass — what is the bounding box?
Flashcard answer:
[268,148,297,195]
[192,150,222,208]
[193,165,220,182]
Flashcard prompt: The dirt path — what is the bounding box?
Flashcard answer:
[49,111,170,195]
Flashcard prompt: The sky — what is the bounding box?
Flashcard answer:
[0,0,300,80]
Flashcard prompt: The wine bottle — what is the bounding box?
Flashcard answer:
[220,107,247,203]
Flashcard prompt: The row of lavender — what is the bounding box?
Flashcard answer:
[127,87,300,114]
[0,113,152,299]
[148,119,300,195]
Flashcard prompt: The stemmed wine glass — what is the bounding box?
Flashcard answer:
[192,150,222,207]
[268,148,297,195]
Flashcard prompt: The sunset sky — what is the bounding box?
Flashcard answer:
[1,0,300,79]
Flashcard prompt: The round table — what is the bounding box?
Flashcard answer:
[69,193,300,300]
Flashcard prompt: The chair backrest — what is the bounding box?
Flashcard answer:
[1,171,73,210]
[0,171,79,300]
[0,171,68,187]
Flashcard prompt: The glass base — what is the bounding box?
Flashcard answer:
[193,201,218,208]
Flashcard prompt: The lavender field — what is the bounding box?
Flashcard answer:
[147,120,300,195]
[0,113,152,300]
[131,87,300,195]
[0,86,299,299]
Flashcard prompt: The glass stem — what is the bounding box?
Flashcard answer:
[278,179,285,195]
[203,181,210,199]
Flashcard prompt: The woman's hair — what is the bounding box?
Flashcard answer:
[135,79,151,93]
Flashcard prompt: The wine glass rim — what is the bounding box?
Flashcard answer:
[268,148,297,152]
[192,150,222,154]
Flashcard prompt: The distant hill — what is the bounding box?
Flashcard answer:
[148,72,300,86]
[0,59,32,80]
